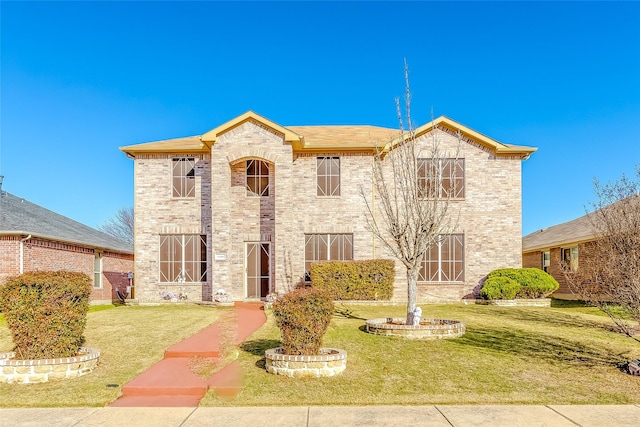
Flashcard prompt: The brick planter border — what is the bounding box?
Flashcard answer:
[0,347,100,384]
[366,317,466,339]
[265,347,347,378]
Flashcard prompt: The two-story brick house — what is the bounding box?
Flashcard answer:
[120,111,536,304]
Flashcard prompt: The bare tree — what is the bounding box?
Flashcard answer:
[361,61,460,324]
[99,206,134,245]
[563,166,640,342]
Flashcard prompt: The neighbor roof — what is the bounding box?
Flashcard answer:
[522,213,596,253]
[120,111,537,158]
[0,191,133,254]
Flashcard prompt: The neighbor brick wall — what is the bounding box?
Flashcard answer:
[0,237,21,284]
[0,236,132,304]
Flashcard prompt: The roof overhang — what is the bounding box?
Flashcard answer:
[383,116,537,159]
[0,230,133,255]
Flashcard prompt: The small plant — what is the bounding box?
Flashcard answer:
[0,271,92,359]
[480,276,521,300]
[481,268,559,299]
[272,287,334,355]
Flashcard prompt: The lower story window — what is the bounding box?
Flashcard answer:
[159,235,207,282]
[419,234,464,282]
[542,250,550,272]
[304,233,353,279]
[94,253,102,289]
[562,246,579,271]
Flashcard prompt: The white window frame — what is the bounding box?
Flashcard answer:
[304,233,353,279]
[93,253,103,289]
[418,234,465,283]
[159,235,208,283]
[172,157,196,198]
[316,157,341,197]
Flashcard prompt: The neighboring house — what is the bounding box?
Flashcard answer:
[0,186,134,304]
[120,111,536,304]
[522,213,595,295]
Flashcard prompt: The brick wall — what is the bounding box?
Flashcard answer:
[0,237,21,284]
[0,236,132,304]
[131,122,526,303]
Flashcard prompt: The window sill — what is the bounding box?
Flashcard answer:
[418,281,465,285]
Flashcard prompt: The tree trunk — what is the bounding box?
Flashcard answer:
[406,267,419,325]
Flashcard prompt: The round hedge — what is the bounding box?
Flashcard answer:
[481,268,559,300]
[0,271,92,359]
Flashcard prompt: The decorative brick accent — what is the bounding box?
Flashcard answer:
[0,347,100,384]
[264,347,347,378]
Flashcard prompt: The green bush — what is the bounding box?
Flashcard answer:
[0,271,93,359]
[272,287,334,355]
[310,259,395,300]
[482,268,560,299]
[480,276,522,300]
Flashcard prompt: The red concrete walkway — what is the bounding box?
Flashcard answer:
[110,302,266,407]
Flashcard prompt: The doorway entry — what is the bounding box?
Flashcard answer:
[245,242,270,299]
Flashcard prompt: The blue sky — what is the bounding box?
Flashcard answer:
[1,1,638,235]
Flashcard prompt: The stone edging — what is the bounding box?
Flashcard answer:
[482,298,552,307]
[265,347,347,378]
[365,317,466,339]
[0,347,100,384]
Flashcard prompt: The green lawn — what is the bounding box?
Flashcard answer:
[0,304,220,407]
[1,302,639,407]
[201,302,640,406]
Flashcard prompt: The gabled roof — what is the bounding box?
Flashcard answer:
[0,191,133,254]
[384,116,537,159]
[201,111,302,144]
[120,111,537,159]
[522,213,595,253]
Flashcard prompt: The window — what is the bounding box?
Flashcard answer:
[562,246,579,272]
[418,234,464,282]
[304,233,353,279]
[417,158,464,198]
[93,253,102,289]
[159,235,207,282]
[542,250,550,272]
[317,157,340,196]
[172,158,196,197]
[246,160,270,196]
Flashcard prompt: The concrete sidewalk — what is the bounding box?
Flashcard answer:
[1,405,639,427]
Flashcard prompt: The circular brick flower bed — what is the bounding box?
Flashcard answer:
[265,347,347,378]
[0,347,100,384]
[366,318,466,339]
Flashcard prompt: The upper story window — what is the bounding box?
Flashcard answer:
[159,234,208,283]
[418,234,464,282]
[562,246,579,271]
[172,158,196,198]
[417,158,465,198]
[246,160,270,197]
[317,157,340,196]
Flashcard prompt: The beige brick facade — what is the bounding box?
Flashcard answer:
[125,113,532,303]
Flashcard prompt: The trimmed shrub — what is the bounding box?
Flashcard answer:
[0,271,93,359]
[483,268,560,299]
[310,259,395,300]
[480,276,521,300]
[272,287,334,355]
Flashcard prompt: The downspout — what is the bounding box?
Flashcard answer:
[20,234,32,274]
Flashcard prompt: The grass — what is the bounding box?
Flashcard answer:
[0,304,220,407]
[1,301,639,407]
[200,302,640,406]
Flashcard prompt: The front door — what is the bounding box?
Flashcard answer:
[245,243,270,299]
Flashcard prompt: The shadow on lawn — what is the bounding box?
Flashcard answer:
[455,327,629,369]
[240,339,280,370]
[481,306,610,331]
